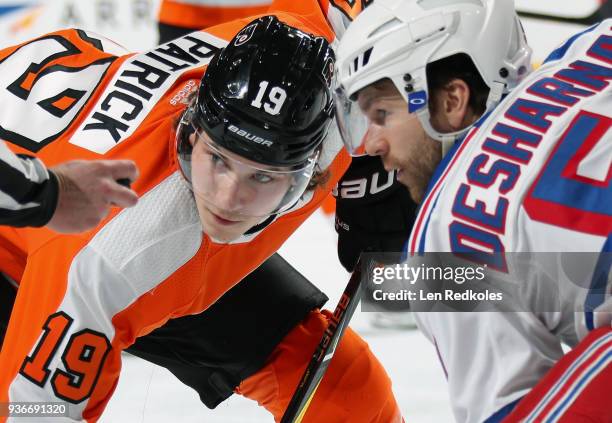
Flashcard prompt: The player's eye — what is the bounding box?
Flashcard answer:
[210,152,228,169]
[374,109,388,125]
[251,172,274,184]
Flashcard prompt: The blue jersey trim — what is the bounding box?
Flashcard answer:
[543,23,599,64]
[548,355,610,421]
[483,397,523,423]
[585,234,612,331]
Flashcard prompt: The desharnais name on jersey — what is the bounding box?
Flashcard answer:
[407,20,611,423]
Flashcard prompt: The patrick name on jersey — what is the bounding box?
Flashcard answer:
[441,27,611,270]
[0,28,226,155]
[73,31,227,154]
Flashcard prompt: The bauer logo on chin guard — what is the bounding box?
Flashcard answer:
[408,90,427,113]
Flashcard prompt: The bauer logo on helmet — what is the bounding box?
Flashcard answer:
[228,124,273,147]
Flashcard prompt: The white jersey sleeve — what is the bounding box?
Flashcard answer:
[408,19,612,423]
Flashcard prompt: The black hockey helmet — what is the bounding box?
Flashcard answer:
[176,16,335,219]
[189,15,335,168]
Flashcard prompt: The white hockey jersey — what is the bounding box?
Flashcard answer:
[408,20,611,423]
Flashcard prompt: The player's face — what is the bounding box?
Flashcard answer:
[189,132,293,242]
[357,82,441,203]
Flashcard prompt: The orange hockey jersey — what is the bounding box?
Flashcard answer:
[158,0,272,29]
[0,5,355,421]
[158,0,368,37]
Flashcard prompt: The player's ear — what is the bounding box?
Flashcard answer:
[434,78,471,132]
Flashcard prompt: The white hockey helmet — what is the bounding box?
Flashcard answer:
[334,0,532,153]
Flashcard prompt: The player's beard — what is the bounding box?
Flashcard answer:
[396,133,441,204]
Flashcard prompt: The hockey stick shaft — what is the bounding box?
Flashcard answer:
[280,259,364,423]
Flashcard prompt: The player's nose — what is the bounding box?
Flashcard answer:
[363,127,388,157]
[214,175,248,212]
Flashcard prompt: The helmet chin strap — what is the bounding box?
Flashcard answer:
[416,79,507,159]
[176,108,198,185]
[244,214,278,236]
[417,110,466,158]
[205,214,277,244]
[213,214,278,244]
[486,81,506,112]
[441,138,455,157]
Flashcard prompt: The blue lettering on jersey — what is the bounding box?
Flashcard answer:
[527,77,594,106]
[447,31,611,264]
[587,34,612,64]
[524,111,612,236]
[505,99,566,133]
[483,123,542,164]
[533,112,611,215]
[466,154,521,195]
[452,184,508,234]
[449,221,507,271]
[556,60,612,91]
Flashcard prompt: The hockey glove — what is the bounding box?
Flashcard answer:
[334,155,418,272]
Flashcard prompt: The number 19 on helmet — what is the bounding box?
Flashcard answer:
[176,15,335,219]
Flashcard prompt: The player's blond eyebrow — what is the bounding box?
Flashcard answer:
[359,94,402,117]
[358,92,375,113]
[358,79,402,113]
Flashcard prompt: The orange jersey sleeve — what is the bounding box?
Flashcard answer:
[0,12,349,422]
[157,0,366,45]
[268,0,368,40]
